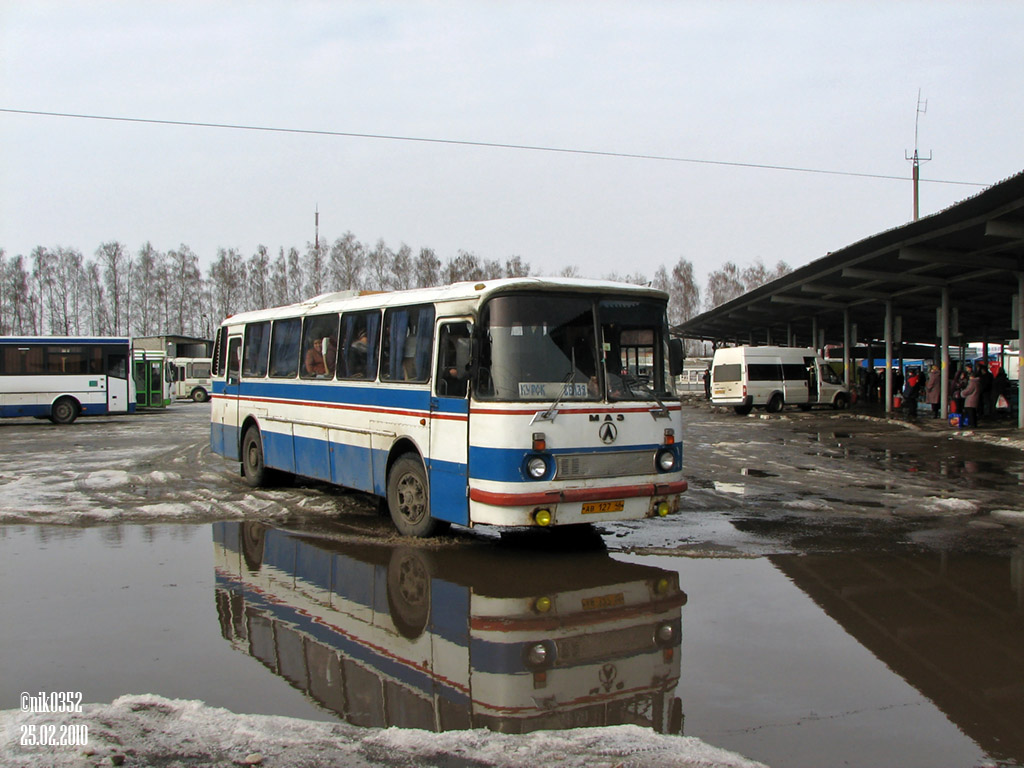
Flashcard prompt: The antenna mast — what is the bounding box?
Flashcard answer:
[905,89,932,221]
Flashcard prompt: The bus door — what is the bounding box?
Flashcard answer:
[804,356,819,402]
[216,336,243,460]
[428,320,472,526]
[105,349,130,414]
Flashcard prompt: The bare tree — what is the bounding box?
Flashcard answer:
[286,247,303,303]
[413,247,441,288]
[1,252,34,334]
[504,256,531,278]
[304,239,327,298]
[133,243,163,336]
[269,249,289,307]
[96,241,130,335]
[209,248,246,325]
[704,261,745,310]
[246,245,271,311]
[390,243,414,290]
[328,232,364,291]
[445,250,483,283]
[166,245,203,335]
[366,239,394,291]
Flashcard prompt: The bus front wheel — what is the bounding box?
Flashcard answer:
[50,397,79,425]
[387,455,445,538]
[241,427,268,488]
[191,388,209,403]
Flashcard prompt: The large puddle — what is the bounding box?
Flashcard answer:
[2,522,1022,768]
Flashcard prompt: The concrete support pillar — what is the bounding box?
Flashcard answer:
[940,287,950,420]
[812,317,819,355]
[842,309,851,389]
[1019,275,1024,429]
[885,301,893,414]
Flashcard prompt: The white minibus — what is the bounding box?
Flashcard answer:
[711,345,850,415]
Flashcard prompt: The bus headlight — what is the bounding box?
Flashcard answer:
[526,456,548,479]
[533,508,552,527]
[524,641,554,669]
[654,621,676,647]
[656,449,677,472]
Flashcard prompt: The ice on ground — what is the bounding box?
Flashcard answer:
[919,497,979,515]
[991,509,1024,525]
[1,694,767,768]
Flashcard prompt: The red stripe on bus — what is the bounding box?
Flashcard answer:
[470,593,687,633]
[470,405,681,416]
[469,480,687,506]
[211,394,468,421]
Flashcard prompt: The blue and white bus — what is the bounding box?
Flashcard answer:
[214,521,687,733]
[210,279,687,537]
[0,336,135,423]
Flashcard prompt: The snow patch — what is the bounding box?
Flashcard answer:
[991,509,1024,525]
[1,694,767,768]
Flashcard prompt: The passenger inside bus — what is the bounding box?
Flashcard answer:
[304,337,328,377]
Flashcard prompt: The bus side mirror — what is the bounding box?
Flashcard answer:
[669,339,684,376]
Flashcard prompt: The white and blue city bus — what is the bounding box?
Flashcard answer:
[213,521,687,733]
[0,336,135,423]
[209,279,687,537]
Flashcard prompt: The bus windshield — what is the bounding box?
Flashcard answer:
[477,293,672,402]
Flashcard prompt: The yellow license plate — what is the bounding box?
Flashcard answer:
[581,592,625,611]
[581,499,625,515]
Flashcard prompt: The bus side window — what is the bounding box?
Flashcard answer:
[338,311,380,380]
[269,318,301,378]
[227,337,242,384]
[436,322,472,398]
[243,322,271,378]
[382,305,435,383]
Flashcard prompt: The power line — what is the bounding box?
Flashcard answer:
[0,106,991,188]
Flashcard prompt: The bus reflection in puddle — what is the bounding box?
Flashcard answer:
[213,522,686,734]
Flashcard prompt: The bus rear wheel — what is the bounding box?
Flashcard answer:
[241,427,268,488]
[191,388,209,403]
[50,397,79,425]
[387,455,445,538]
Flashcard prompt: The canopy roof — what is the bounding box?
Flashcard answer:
[677,170,1024,346]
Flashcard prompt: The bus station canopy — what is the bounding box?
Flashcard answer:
[675,169,1024,348]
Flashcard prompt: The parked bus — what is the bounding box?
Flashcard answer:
[0,336,135,423]
[168,356,213,402]
[214,521,686,733]
[210,279,687,537]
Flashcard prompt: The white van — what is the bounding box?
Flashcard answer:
[710,346,850,415]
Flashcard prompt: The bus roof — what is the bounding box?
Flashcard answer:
[0,336,131,345]
[219,277,669,327]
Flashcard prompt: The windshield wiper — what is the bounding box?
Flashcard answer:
[532,350,577,424]
[621,373,672,420]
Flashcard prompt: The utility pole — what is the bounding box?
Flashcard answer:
[905,89,932,221]
[315,205,320,251]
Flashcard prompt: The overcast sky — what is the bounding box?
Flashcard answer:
[2,1,1022,285]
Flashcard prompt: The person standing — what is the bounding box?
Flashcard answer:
[952,366,969,418]
[979,363,994,417]
[703,368,711,400]
[924,364,942,419]
[961,368,982,428]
